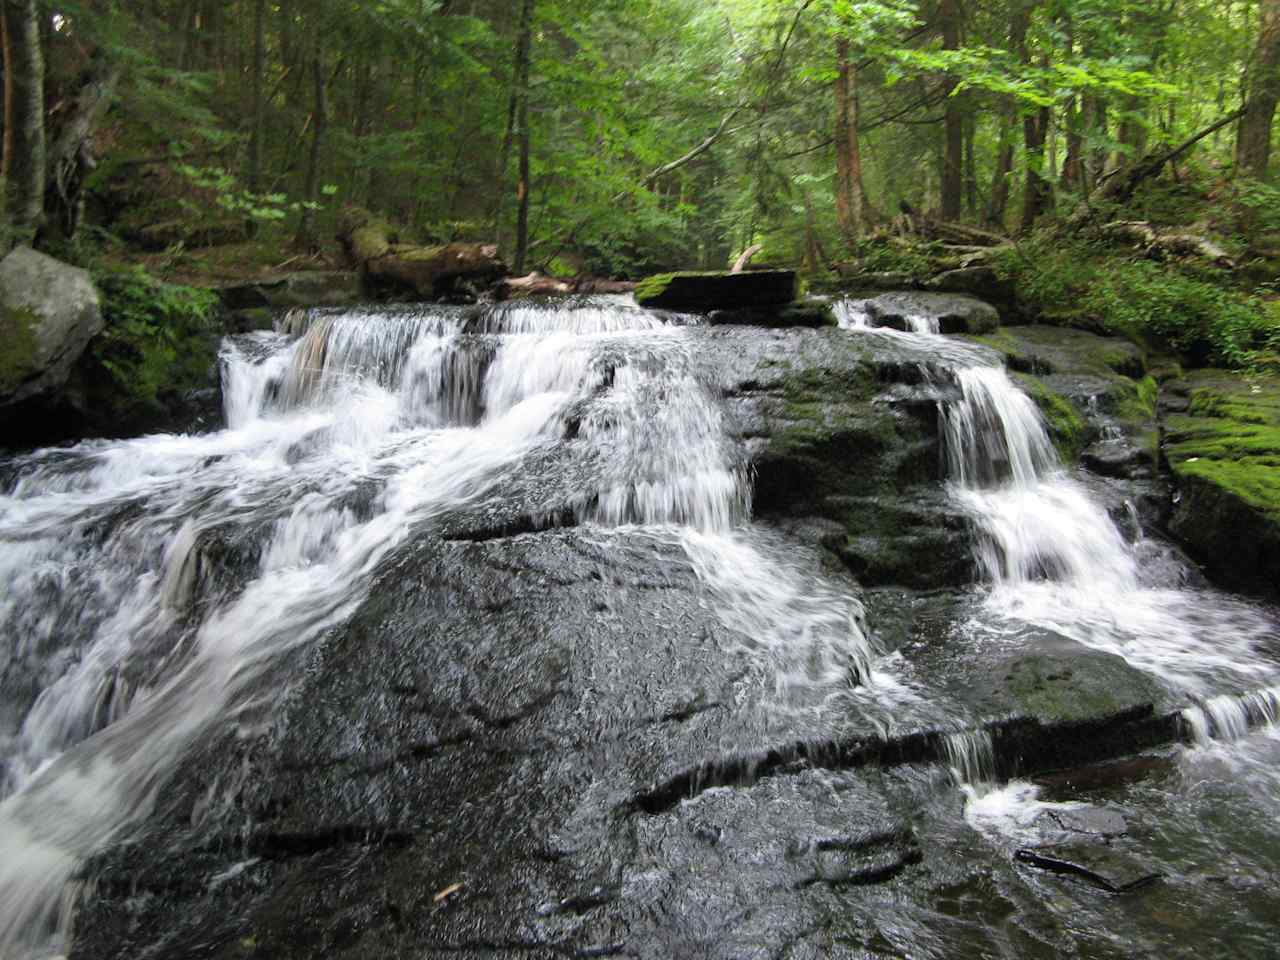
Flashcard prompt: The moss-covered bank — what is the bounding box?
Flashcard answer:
[1163,371,1280,599]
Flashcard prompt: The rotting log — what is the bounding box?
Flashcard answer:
[1101,220,1236,267]
[338,210,507,299]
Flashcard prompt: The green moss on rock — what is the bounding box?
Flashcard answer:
[0,304,41,393]
[1164,370,1280,598]
[1014,373,1087,461]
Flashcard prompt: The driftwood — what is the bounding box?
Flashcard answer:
[338,210,507,298]
[497,271,635,299]
[1101,220,1236,267]
[730,243,764,273]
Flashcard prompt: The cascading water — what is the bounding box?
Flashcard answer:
[0,296,874,958]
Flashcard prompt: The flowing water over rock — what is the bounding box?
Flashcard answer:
[1,295,1279,958]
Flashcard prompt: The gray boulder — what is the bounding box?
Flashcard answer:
[865,291,999,334]
[0,246,103,408]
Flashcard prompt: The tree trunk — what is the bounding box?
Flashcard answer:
[939,0,963,221]
[833,37,869,242]
[513,0,534,274]
[295,38,326,251]
[42,53,121,245]
[2,0,45,247]
[963,111,978,216]
[1014,5,1051,230]
[1115,95,1148,170]
[986,103,1015,227]
[1061,96,1083,190]
[1237,0,1280,178]
[248,0,265,196]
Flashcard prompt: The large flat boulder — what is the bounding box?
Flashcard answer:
[634,269,797,311]
[0,247,102,410]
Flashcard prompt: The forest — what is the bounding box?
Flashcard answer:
[0,0,1276,307]
[6,4,1280,959]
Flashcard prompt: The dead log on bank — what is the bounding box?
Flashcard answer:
[338,210,507,299]
[1100,220,1236,267]
[496,271,636,299]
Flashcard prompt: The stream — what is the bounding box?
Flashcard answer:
[1,295,1278,958]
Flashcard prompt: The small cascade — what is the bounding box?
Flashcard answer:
[940,365,1139,590]
[832,299,872,328]
[471,296,668,335]
[1181,687,1280,745]
[942,729,997,790]
[941,367,1058,489]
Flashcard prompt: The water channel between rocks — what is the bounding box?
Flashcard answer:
[1,295,1278,958]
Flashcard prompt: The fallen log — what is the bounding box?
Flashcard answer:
[498,271,573,298]
[1069,108,1247,226]
[338,209,507,299]
[730,243,764,273]
[1101,220,1236,268]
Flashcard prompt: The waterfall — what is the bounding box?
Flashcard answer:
[0,296,877,957]
[1182,687,1280,744]
[942,729,996,788]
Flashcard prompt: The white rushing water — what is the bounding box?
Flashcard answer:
[835,298,1280,848]
[0,297,875,957]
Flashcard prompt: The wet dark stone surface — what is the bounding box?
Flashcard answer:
[58,321,1280,960]
[69,530,915,959]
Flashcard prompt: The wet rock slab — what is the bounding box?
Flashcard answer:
[69,529,916,959]
[634,269,797,311]
[858,291,1000,335]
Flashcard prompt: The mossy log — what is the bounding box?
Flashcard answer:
[337,210,507,299]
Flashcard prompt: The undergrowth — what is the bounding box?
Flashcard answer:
[91,266,221,409]
[993,235,1280,371]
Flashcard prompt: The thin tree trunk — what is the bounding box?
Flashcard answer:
[963,110,978,216]
[1237,0,1280,178]
[512,0,534,273]
[1016,5,1052,230]
[1083,95,1108,190]
[1115,95,1148,169]
[939,0,963,220]
[248,0,265,196]
[986,102,1015,227]
[833,37,869,242]
[1061,96,1083,189]
[295,37,326,251]
[2,0,45,246]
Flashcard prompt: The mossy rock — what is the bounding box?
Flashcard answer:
[634,270,798,311]
[0,247,103,410]
[1013,372,1088,462]
[989,651,1166,725]
[1163,370,1280,598]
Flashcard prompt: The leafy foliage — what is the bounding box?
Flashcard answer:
[91,267,221,409]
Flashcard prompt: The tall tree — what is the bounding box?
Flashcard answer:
[833,36,868,242]
[512,0,534,273]
[939,0,963,220]
[1,0,45,246]
[295,26,327,251]
[248,0,266,196]
[1237,0,1280,178]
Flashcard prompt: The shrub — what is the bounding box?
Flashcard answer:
[91,266,221,409]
